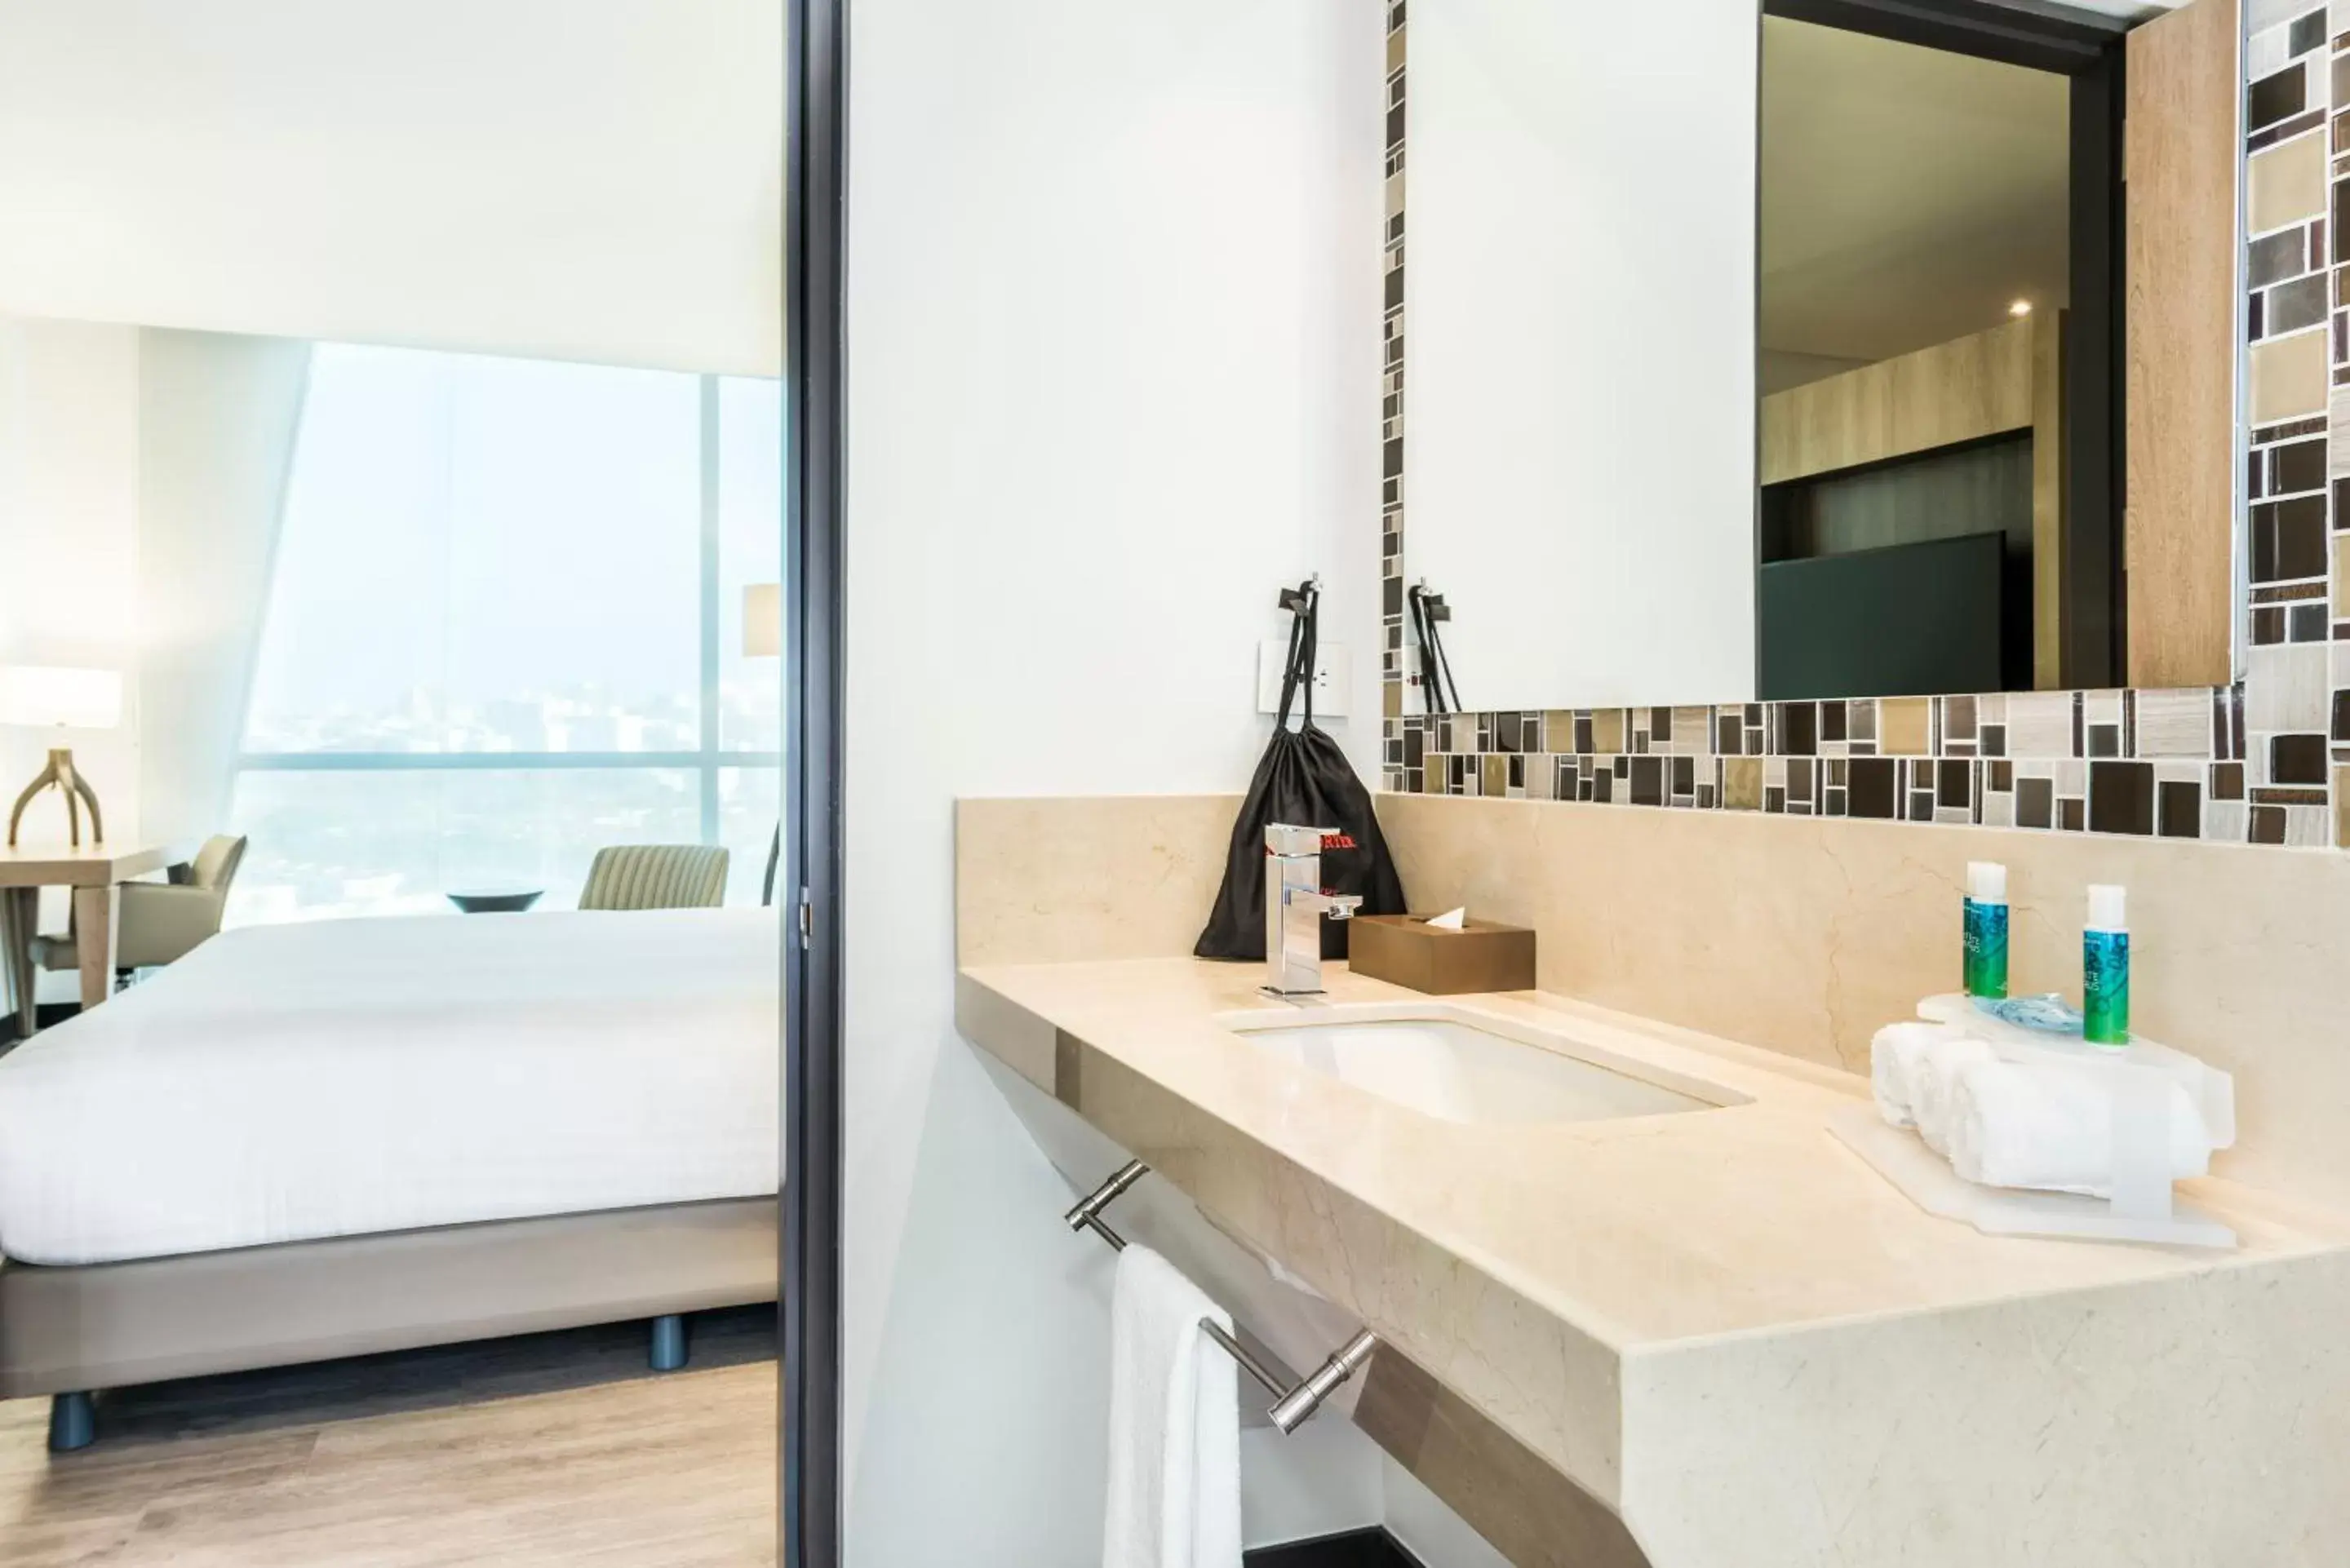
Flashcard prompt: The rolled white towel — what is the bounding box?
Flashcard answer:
[1946,1060,2212,1198]
[1869,1021,1950,1129]
[1911,1036,1998,1155]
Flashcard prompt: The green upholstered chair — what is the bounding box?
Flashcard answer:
[578,844,730,911]
[33,833,249,985]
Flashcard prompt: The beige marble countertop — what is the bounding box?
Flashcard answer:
[964,955,2339,1347]
[959,954,2350,1565]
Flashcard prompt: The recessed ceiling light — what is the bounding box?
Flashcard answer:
[2008,299,2033,317]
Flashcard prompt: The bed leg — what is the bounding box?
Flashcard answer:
[47,1392,95,1453]
[649,1314,689,1372]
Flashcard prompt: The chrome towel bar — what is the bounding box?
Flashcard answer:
[1066,1158,1379,1433]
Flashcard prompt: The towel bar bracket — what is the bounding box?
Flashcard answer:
[1067,1158,1378,1433]
[1064,1158,1146,1250]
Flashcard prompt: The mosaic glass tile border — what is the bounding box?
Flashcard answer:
[1375,3,2348,853]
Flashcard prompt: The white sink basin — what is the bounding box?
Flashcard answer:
[1218,1003,1740,1127]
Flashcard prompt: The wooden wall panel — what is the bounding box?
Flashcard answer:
[2125,0,2240,689]
[1769,357,1892,481]
[1759,317,2035,485]
[1886,317,2036,455]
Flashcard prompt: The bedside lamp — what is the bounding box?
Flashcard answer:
[1,666,122,848]
[743,584,783,903]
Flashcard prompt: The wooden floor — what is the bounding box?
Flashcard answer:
[0,1308,778,1566]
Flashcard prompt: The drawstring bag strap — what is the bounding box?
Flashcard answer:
[1275,578,1319,731]
[1297,579,1320,729]
[1275,592,1309,730]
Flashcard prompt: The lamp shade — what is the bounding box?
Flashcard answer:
[742,582,783,658]
[0,666,122,729]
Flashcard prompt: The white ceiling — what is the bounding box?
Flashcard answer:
[1759,16,2073,372]
[0,0,783,375]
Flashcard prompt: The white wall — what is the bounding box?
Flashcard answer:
[0,318,144,1003]
[1246,1420,1388,1547]
[0,0,780,376]
[841,0,1385,1561]
[1382,1457,1514,1568]
[136,330,311,848]
[0,317,144,848]
[1405,0,1758,712]
[0,320,308,999]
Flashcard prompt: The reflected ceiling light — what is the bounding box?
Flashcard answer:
[2008,299,2033,317]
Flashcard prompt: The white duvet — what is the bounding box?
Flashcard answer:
[0,909,781,1266]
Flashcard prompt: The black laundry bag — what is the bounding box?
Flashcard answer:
[1195,581,1407,962]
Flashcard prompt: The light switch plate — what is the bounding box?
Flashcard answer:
[1257,639,1350,717]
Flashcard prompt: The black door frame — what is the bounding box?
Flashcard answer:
[781,0,846,1561]
[1759,0,2134,689]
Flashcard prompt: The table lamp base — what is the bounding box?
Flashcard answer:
[7,748,104,848]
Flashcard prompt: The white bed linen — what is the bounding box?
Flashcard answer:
[0,909,780,1266]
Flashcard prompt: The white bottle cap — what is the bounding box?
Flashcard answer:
[2087,884,2126,932]
[1966,862,2007,903]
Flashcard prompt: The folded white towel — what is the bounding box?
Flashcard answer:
[1947,1060,2212,1198]
[1910,1036,1998,1155]
[1869,1021,1951,1128]
[1104,1245,1243,1568]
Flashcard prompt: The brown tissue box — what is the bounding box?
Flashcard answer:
[1346,914,1536,995]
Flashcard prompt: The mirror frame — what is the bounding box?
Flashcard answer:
[1377,0,2338,852]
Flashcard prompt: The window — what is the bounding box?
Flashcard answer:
[230,344,783,922]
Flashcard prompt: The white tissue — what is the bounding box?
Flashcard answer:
[1947,1060,2211,1198]
[1869,1021,1950,1129]
[1424,907,1467,931]
[1910,1036,1998,1155]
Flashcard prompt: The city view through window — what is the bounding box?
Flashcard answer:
[229,347,783,923]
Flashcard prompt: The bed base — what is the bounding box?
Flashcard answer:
[42,1309,702,1455]
[1,1197,777,1453]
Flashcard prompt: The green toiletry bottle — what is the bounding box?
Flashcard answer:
[2083,884,2129,1046]
[1962,861,2009,999]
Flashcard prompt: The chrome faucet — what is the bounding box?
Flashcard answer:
[1263,823,1362,999]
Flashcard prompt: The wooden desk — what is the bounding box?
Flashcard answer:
[0,843,174,1033]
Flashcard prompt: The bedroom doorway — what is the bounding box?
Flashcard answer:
[0,2,794,1561]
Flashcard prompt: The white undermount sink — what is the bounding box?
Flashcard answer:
[1217,1003,1744,1127]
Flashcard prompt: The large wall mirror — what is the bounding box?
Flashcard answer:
[1400,0,2240,720]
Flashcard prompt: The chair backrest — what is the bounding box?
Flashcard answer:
[188,834,248,892]
[579,844,730,911]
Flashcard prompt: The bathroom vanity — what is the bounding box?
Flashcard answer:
[953,794,2350,1568]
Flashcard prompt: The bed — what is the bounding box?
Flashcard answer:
[0,907,781,1450]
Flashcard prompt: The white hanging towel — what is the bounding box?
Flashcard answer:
[1103,1244,1243,1568]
